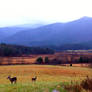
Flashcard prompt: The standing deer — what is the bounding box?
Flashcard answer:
[32,76,37,82]
[7,76,17,84]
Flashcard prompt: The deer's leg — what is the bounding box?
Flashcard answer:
[15,80,16,84]
[11,81,13,84]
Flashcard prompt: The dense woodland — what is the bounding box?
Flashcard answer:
[0,44,54,57]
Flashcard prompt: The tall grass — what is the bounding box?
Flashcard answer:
[0,82,67,92]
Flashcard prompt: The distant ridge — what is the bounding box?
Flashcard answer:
[1,16,92,50]
[0,23,45,41]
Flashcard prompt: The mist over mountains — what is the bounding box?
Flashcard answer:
[0,17,92,50]
[0,23,45,40]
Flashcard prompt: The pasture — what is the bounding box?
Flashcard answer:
[0,65,92,92]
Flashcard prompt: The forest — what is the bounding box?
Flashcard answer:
[0,43,54,57]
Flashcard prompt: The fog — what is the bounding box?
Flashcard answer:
[0,0,92,27]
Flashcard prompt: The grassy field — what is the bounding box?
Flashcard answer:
[0,65,92,92]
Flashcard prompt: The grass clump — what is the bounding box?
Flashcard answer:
[80,76,92,91]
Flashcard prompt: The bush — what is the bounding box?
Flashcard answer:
[64,76,92,92]
[44,57,49,64]
[70,64,72,66]
[80,76,92,91]
[79,56,84,63]
[79,56,89,63]
[36,57,43,64]
[64,84,82,92]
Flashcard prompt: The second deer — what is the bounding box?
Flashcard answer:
[32,76,37,82]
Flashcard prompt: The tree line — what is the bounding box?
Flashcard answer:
[0,44,54,57]
[36,56,92,65]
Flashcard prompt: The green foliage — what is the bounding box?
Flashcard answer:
[79,56,89,63]
[0,82,66,92]
[70,64,72,66]
[79,57,83,63]
[0,44,54,57]
[44,57,49,64]
[36,57,43,64]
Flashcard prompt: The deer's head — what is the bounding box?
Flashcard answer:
[7,75,11,79]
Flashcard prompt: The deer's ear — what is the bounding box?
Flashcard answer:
[8,75,11,77]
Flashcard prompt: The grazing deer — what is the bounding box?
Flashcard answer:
[32,76,37,82]
[7,76,17,84]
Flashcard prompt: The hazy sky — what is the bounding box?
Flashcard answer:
[0,0,92,27]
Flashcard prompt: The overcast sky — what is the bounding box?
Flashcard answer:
[0,0,92,27]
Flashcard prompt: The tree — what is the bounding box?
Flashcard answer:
[0,57,3,65]
[79,56,84,63]
[44,57,49,64]
[70,63,72,66]
[79,56,89,63]
[36,57,43,64]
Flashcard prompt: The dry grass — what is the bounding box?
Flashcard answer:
[64,76,92,92]
[81,76,92,91]
[64,84,82,92]
[0,65,91,84]
[0,65,91,92]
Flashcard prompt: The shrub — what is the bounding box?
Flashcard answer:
[80,76,92,91]
[36,57,43,64]
[70,64,72,66]
[64,77,92,92]
[44,57,49,64]
[64,84,82,92]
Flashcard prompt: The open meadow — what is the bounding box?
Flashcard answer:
[0,65,92,92]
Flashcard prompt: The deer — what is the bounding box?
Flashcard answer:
[32,76,37,82]
[7,75,17,84]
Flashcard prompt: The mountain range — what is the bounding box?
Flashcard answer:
[0,23,45,41]
[1,16,92,50]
